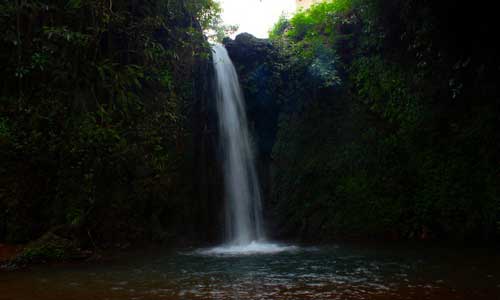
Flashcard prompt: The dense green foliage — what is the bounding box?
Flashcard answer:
[1,0,499,252]
[266,0,500,241]
[0,0,219,246]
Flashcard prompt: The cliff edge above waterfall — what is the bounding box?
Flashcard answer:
[223,33,274,66]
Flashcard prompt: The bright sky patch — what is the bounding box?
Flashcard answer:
[219,0,296,38]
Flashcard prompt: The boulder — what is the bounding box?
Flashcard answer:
[2,230,92,269]
[223,33,274,66]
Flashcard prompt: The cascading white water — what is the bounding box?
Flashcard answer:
[212,44,264,245]
[199,44,295,255]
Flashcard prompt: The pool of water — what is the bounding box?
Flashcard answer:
[1,243,499,300]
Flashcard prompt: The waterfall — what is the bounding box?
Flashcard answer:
[212,44,264,245]
[200,44,294,255]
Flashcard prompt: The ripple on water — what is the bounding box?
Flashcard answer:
[2,244,499,300]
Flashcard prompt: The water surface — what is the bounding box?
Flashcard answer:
[1,243,499,300]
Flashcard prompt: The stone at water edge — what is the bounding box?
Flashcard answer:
[0,243,23,263]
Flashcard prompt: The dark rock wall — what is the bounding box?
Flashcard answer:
[192,58,225,244]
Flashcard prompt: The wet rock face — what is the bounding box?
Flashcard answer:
[223,33,274,68]
[222,33,283,236]
[222,33,281,159]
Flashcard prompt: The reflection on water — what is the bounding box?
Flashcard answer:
[1,243,499,300]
